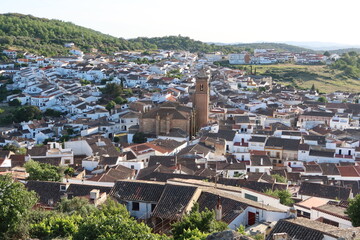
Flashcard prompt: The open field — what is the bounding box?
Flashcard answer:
[226,63,360,93]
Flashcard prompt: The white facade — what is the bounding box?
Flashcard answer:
[330,116,349,130]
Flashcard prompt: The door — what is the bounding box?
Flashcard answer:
[248,211,256,225]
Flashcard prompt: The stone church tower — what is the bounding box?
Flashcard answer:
[194,69,210,129]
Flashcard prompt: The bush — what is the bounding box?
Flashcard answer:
[264,189,294,206]
[271,174,287,183]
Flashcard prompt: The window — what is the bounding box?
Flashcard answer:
[64,159,71,164]
[200,84,204,91]
[132,202,139,211]
[151,204,156,212]
[244,193,258,202]
[303,211,310,219]
[60,185,67,191]
[322,218,339,227]
[131,165,134,169]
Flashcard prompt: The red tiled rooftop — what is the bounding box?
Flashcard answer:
[337,166,360,177]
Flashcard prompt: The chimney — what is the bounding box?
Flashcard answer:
[272,233,288,240]
[90,189,100,200]
[260,158,263,166]
[215,195,222,221]
[177,163,182,174]
[131,169,136,179]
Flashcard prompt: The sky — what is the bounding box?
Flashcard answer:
[1,0,360,46]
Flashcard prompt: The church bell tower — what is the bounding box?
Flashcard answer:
[194,69,210,129]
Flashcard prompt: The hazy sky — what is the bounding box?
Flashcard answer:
[1,0,359,45]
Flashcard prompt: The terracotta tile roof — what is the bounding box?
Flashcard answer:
[299,182,351,200]
[152,184,198,220]
[337,166,360,177]
[111,180,165,202]
[294,197,328,210]
[266,218,325,240]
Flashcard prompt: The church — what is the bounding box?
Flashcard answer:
[139,69,210,138]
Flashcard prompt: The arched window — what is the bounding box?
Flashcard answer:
[200,84,204,91]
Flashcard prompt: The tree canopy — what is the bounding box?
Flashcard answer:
[133,132,147,144]
[264,189,294,206]
[13,105,42,122]
[24,160,64,182]
[0,174,38,239]
[171,203,228,240]
[73,199,168,240]
[346,194,360,227]
[331,51,360,78]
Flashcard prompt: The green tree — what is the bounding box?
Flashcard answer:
[346,194,360,226]
[311,84,316,92]
[44,108,63,117]
[237,225,246,235]
[264,189,294,206]
[101,83,123,99]
[56,197,97,217]
[114,96,127,104]
[8,98,21,106]
[323,51,330,57]
[171,203,228,240]
[317,96,327,103]
[133,132,147,144]
[271,174,287,183]
[66,127,75,135]
[73,199,167,240]
[0,174,38,239]
[30,214,82,239]
[24,160,64,182]
[2,144,26,154]
[80,79,91,85]
[106,100,116,111]
[64,166,75,177]
[178,228,208,240]
[13,105,42,122]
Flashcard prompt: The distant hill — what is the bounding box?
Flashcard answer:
[284,41,360,51]
[0,13,245,56]
[230,42,313,53]
[328,48,360,55]
[129,36,245,53]
[0,13,358,57]
[0,13,313,56]
[0,13,148,56]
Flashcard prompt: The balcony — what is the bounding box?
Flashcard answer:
[335,154,353,159]
[234,142,249,147]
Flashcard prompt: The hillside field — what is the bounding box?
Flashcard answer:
[233,64,360,93]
